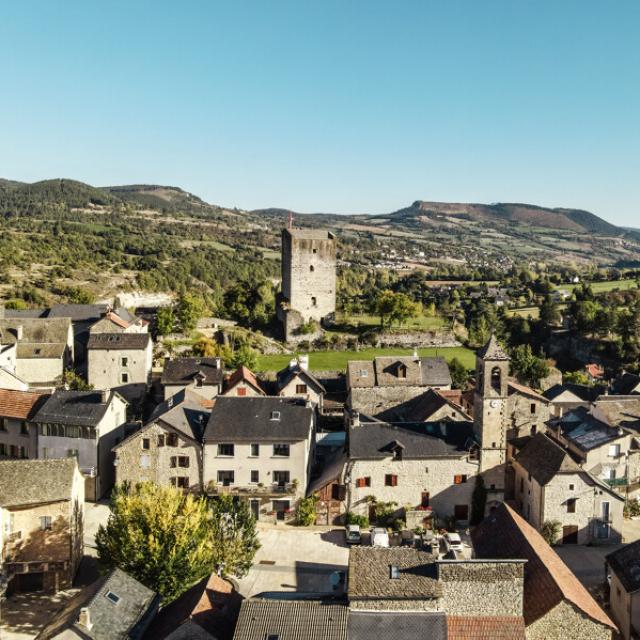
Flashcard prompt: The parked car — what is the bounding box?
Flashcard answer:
[443,532,463,553]
[371,527,390,547]
[345,524,361,545]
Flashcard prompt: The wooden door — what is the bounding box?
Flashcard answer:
[562,525,579,544]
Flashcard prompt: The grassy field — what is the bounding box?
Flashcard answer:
[563,279,638,293]
[333,312,446,331]
[256,345,475,372]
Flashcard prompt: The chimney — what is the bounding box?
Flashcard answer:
[351,411,360,427]
[11,325,24,341]
[289,358,298,371]
[413,348,418,360]
[101,389,110,403]
[78,608,93,631]
[299,355,309,371]
[214,357,222,370]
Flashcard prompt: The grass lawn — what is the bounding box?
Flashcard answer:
[256,345,475,372]
[333,313,446,332]
[563,279,638,294]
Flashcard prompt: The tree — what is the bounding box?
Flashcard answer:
[296,495,318,526]
[230,344,258,370]
[63,369,93,391]
[373,290,419,328]
[374,290,397,328]
[539,295,561,327]
[156,306,175,336]
[96,483,219,603]
[176,293,206,333]
[448,357,470,389]
[540,520,561,546]
[510,344,550,389]
[563,370,591,386]
[208,494,260,578]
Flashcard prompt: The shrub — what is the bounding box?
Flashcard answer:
[295,495,318,526]
[346,512,369,528]
[540,520,562,546]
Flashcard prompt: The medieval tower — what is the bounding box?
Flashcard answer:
[277,228,336,341]
[473,334,510,497]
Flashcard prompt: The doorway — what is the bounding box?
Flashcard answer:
[562,525,579,544]
[250,499,260,521]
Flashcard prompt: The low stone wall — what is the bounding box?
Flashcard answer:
[374,331,461,348]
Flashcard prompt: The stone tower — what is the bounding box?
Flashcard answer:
[278,228,336,341]
[473,334,510,495]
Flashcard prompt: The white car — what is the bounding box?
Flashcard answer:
[443,532,463,553]
[345,524,361,545]
[371,527,390,547]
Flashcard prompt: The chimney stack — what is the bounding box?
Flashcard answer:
[78,608,93,631]
[299,355,309,371]
[101,389,110,403]
[214,357,222,370]
[351,411,360,427]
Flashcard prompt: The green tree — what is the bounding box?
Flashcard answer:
[510,344,550,389]
[176,293,206,333]
[540,520,561,546]
[156,306,175,336]
[448,357,470,389]
[96,483,219,602]
[208,494,260,578]
[374,290,397,328]
[230,344,258,370]
[63,369,94,391]
[563,370,591,386]
[296,495,318,526]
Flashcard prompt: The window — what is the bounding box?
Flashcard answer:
[105,591,120,604]
[217,470,235,486]
[531,424,537,435]
[250,443,260,457]
[360,369,368,377]
[454,474,468,485]
[602,501,611,522]
[142,438,150,450]
[19,446,28,459]
[140,454,150,468]
[356,477,371,488]
[530,403,536,415]
[273,443,290,457]
[609,444,621,458]
[20,422,29,435]
[40,516,52,531]
[251,470,259,483]
[237,387,247,396]
[270,411,281,421]
[120,372,129,384]
[67,449,78,458]
[397,364,407,379]
[157,434,165,447]
[218,443,235,457]
[312,248,317,254]
[567,498,576,513]
[311,296,317,307]
[173,477,189,488]
[0,443,6,456]
[167,433,178,447]
[569,483,574,491]
[385,474,398,487]
[178,456,189,468]
[9,445,17,458]
[273,471,290,486]
[267,635,280,640]
[309,265,315,272]
[0,418,6,432]
[390,565,400,579]
[121,356,129,367]
[491,366,502,393]
[295,384,308,394]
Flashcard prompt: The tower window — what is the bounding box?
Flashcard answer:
[309,265,315,272]
[311,296,317,307]
[491,366,502,393]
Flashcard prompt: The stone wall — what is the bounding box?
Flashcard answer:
[16,356,64,385]
[0,417,38,459]
[349,386,427,417]
[526,600,613,640]
[373,331,460,348]
[88,343,152,393]
[437,561,524,616]
[508,393,550,439]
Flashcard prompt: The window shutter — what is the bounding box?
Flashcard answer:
[454,475,462,485]
[392,475,398,487]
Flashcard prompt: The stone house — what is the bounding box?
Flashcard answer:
[605,540,640,640]
[378,388,471,423]
[87,333,153,403]
[276,228,337,341]
[0,458,84,593]
[547,407,640,496]
[345,414,478,524]
[543,383,601,418]
[203,397,315,522]
[113,389,211,491]
[223,365,265,397]
[37,567,160,639]
[306,450,348,525]
[161,357,224,401]
[511,432,624,545]
[275,359,326,411]
[347,355,452,419]
[0,317,74,386]
[473,502,617,640]
[0,388,50,459]
[32,390,128,501]
[89,308,149,335]
[0,343,29,391]
[612,372,640,396]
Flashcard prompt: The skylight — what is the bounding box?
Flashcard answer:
[105,591,120,604]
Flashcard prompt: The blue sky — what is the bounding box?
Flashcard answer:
[0,2,638,225]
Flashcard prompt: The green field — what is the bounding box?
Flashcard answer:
[333,312,446,332]
[564,279,638,293]
[256,346,475,372]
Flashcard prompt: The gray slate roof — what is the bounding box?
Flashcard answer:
[348,611,446,640]
[606,540,640,593]
[232,599,347,640]
[477,335,510,361]
[16,343,66,359]
[87,333,151,350]
[348,547,441,600]
[34,390,118,427]
[161,357,224,386]
[47,303,109,321]
[37,568,159,640]
[514,432,581,485]
[0,458,78,507]
[349,419,475,459]
[543,383,601,403]
[0,317,72,344]
[276,364,326,394]
[204,397,313,443]
[285,228,336,241]
[347,356,451,389]
[558,409,624,452]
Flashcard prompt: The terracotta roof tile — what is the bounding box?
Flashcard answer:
[472,502,616,631]
[447,615,525,639]
[224,365,264,395]
[0,388,49,420]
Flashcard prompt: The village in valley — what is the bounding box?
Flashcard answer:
[2,223,640,640]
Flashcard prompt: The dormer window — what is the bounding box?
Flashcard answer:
[270,411,281,421]
[105,591,120,604]
[390,565,400,579]
[360,369,368,377]
[397,364,407,379]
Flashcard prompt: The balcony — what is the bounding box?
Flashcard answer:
[604,477,628,487]
[207,482,297,497]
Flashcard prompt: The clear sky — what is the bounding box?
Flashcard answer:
[1,2,638,225]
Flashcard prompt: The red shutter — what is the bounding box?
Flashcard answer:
[454,475,462,485]
[392,475,398,487]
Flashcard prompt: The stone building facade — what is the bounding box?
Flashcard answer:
[277,228,336,341]
[0,389,49,460]
[606,540,640,640]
